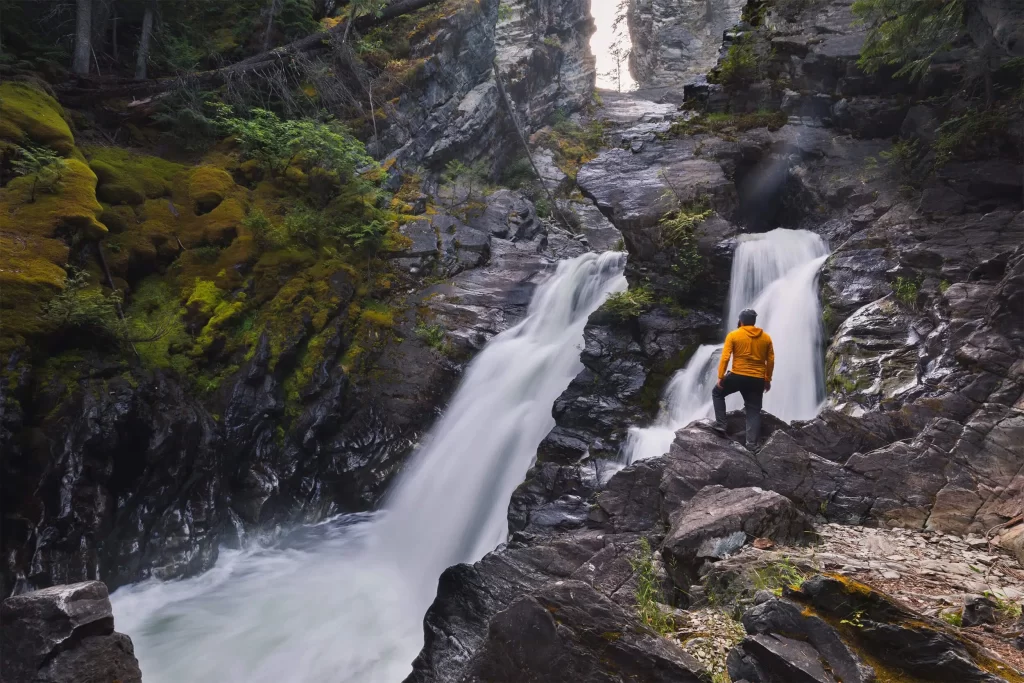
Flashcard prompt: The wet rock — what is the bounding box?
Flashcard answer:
[468,189,543,241]
[796,575,1018,682]
[962,594,999,627]
[1,581,142,683]
[463,581,708,683]
[727,633,843,683]
[662,486,813,586]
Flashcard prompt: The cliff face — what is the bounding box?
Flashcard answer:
[0,0,598,598]
[627,0,746,91]
[406,0,1024,679]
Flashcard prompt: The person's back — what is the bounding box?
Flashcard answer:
[711,308,774,449]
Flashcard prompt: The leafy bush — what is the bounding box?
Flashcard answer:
[243,207,287,250]
[630,539,675,635]
[217,106,373,181]
[852,0,964,81]
[415,322,451,354]
[603,285,654,319]
[11,145,67,201]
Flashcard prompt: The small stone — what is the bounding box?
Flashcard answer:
[881,570,901,580]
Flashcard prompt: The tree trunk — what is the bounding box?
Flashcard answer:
[73,0,93,75]
[263,0,280,51]
[135,2,155,80]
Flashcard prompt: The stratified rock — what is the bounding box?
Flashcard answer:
[0,581,142,683]
[661,486,813,586]
[463,581,708,683]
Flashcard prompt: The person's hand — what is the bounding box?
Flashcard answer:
[717,378,724,389]
[764,381,772,393]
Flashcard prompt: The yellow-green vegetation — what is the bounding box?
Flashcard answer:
[534,117,605,182]
[86,146,184,205]
[0,157,107,238]
[752,558,806,595]
[939,609,962,627]
[659,192,712,295]
[603,285,655,320]
[0,82,75,155]
[669,110,788,138]
[188,166,235,213]
[892,275,919,308]
[630,538,675,635]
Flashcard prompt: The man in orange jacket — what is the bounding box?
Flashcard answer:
[711,308,774,449]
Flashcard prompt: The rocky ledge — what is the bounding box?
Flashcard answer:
[1,581,142,683]
[405,418,1024,683]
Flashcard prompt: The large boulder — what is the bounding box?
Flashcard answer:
[727,575,1024,683]
[0,581,142,683]
[462,581,709,683]
[661,486,813,586]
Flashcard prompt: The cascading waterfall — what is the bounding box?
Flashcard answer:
[110,252,627,683]
[622,228,829,464]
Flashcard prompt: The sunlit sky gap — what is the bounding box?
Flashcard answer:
[590,0,637,91]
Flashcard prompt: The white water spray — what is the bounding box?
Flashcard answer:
[111,252,627,683]
[622,229,829,463]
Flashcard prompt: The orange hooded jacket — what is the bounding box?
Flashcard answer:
[718,325,774,381]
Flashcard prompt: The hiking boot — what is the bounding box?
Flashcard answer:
[744,441,762,454]
[710,421,728,436]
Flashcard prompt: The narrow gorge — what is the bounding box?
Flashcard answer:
[1,0,1022,682]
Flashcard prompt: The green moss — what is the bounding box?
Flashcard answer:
[124,278,191,373]
[0,157,107,238]
[669,110,788,138]
[85,146,184,206]
[0,82,74,155]
[0,232,69,350]
[187,165,235,213]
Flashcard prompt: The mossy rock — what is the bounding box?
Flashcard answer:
[0,232,69,350]
[99,204,138,234]
[85,146,183,206]
[0,157,107,239]
[0,81,74,155]
[187,166,235,214]
[190,197,244,247]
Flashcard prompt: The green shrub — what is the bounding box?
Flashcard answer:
[415,322,451,354]
[878,138,920,179]
[853,0,964,81]
[603,285,654,319]
[42,269,124,339]
[630,539,675,635]
[217,106,373,181]
[244,207,287,250]
[710,39,761,85]
[659,195,712,294]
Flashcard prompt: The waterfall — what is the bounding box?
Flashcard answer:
[110,252,627,683]
[622,229,829,464]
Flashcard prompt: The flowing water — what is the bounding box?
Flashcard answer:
[622,229,829,463]
[111,252,628,683]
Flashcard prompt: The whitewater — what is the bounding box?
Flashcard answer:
[111,251,627,683]
[622,228,829,464]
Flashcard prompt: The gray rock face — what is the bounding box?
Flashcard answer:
[627,0,746,89]
[463,581,707,683]
[1,581,142,683]
[662,486,813,585]
[380,0,596,172]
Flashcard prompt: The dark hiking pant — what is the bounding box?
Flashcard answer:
[712,372,765,446]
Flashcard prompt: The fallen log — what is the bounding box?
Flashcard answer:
[55,0,443,104]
